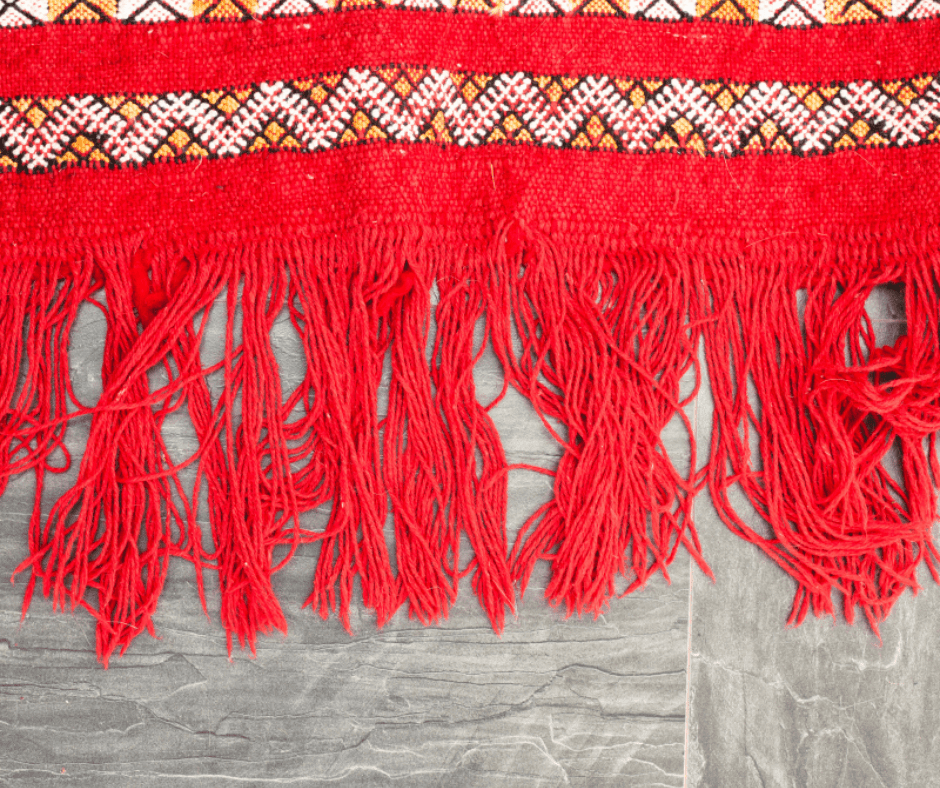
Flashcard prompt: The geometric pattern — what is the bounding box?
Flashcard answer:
[1,68,939,172]
[116,0,191,21]
[0,0,936,26]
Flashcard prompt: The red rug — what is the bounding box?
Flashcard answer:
[2,3,939,665]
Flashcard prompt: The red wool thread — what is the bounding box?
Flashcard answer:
[701,253,940,635]
[3,224,940,664]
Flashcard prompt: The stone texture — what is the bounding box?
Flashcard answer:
[2,284,939,787]
[686,292,940,788]
[0,296,691,787]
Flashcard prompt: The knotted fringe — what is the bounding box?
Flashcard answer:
[4,229,939,663]
[702,251,940,635]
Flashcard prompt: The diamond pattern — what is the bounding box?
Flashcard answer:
[892,0,940,16]
[117,0,190,20]
[0,0,46,24]
[2,69,939,172]
[759,0,825,24]
[0,0,935,24]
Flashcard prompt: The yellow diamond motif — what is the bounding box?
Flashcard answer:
[168,129,191,151]
[71,135,95,155]
[216,95,240,115]
[673,117,693,138]
[394,77,413,97]
[803,92,824,112]
[431,111,448,135]
[714,90,736,112]
[25,106,46,128]
[585,115,605,141]
[264,121,286,144]
[896,86,917,107]
[760,120,778,140]
[849,119,870,139]
[352,111,371,133]
[118,102,142,120]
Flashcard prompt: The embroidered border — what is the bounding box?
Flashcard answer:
[2,67,938,172]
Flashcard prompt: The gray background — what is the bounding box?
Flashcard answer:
[1,285,937,787]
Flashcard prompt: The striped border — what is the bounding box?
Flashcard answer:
[2,67,939,173]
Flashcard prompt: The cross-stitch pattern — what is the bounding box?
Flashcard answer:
[2,69,939,172]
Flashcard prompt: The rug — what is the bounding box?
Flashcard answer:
[1,3,939,665]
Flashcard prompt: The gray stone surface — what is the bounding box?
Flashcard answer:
[0,295,690,788]
[1,286,937,787]
[687,289,940,788]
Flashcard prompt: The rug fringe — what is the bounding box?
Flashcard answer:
[5,230,939,663]
[701,253,940,636]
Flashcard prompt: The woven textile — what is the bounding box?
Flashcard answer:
[2,7,939,665]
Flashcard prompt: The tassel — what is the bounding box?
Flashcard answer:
[1,259,97,620]
[202,245,299,655]
[288,236,398,632]
[17,243,225,665]
[429,248,515,631]
[380,255,462,625]
[701,252,940,634]
[502,229,711,617]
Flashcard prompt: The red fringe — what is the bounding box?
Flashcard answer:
[500,232,711,615]
[4,231,939,663]
[702,253,940,635]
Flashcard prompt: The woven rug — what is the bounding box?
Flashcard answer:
[1,3,939,666]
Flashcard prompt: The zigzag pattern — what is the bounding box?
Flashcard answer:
[2,68,939,172]
[0,0,937,27]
